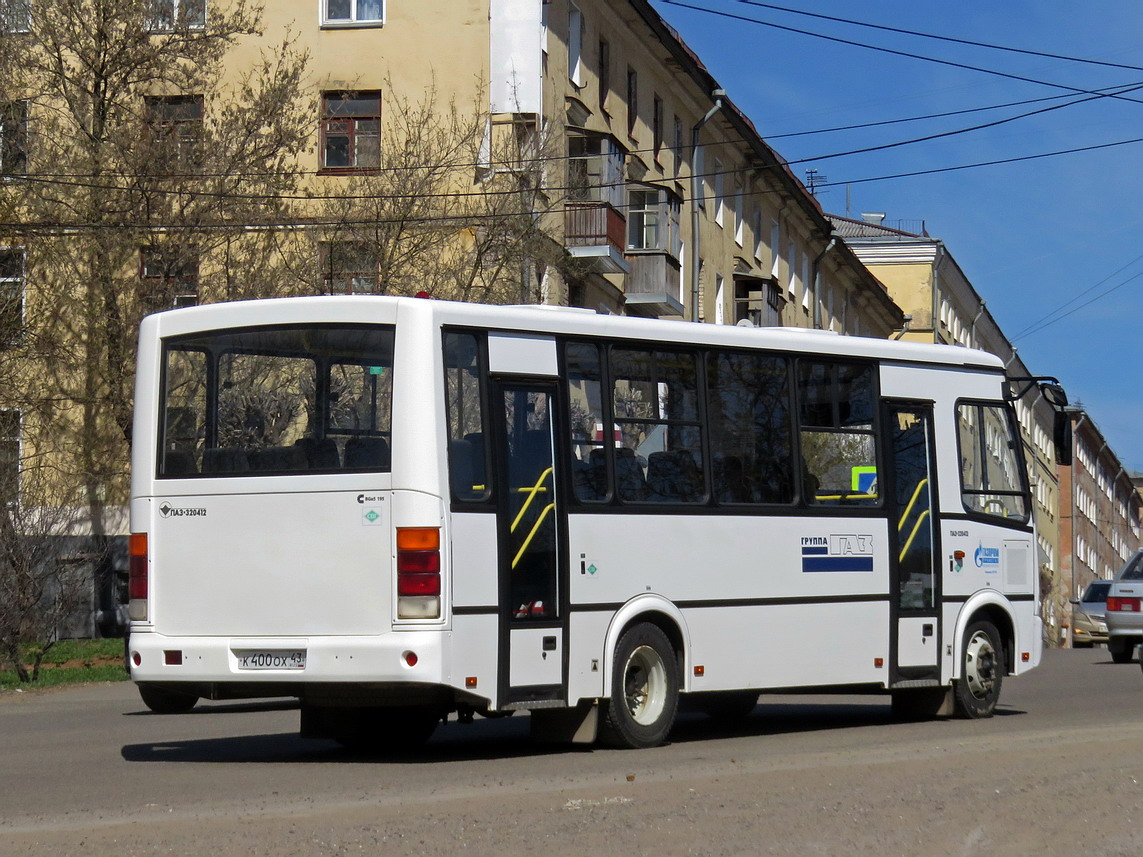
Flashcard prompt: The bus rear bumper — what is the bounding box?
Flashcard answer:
[128,630,450,695]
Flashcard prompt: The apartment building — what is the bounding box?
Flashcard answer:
[830,213,1080,640]
[0,1,909,637]
[1060,411,1142,644]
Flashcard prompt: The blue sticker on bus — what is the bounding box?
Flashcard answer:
[801,535,875,573]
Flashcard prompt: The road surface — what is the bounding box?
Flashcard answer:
[2,647,1142,856]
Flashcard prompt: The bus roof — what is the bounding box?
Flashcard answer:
[144,295,1005,373]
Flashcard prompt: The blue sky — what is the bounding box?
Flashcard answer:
[649,0,1143,472]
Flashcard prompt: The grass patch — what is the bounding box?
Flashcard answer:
[0,638,129,692]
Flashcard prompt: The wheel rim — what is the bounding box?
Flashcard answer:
[964,630,998,700]
[623,644,668,726]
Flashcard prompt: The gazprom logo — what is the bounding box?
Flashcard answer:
[974,543,1000,571]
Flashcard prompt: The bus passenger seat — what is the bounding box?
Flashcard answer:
[449,439,477,499]
[344,436,391,470]
[294,437,340,470]
[162,449,197,475]
[202,447,250,473]
[614,447,649,501]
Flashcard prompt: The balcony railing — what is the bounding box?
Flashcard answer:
[565,202,626,249]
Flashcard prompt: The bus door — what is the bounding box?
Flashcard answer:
[491,379,567,706]
[886,402,942,685]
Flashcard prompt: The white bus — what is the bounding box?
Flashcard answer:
[127,296,1069,750]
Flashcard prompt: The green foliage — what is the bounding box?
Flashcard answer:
[0,638,128,690]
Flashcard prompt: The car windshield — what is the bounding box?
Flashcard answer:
[1118,552,1143,581]
[1082,581,1111,602]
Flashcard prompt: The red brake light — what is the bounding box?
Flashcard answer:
[1108,596,1141,612]
[128,533,148,621]
[396,527,442,617]
[129,533,148,600]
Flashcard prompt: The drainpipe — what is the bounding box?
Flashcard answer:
[932,242,947,343]
[969,300,986,349]
[811,238,837,329]
[690,89,725,323]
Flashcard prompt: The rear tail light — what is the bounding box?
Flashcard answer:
[397,527,441,619]
[128,533,148,621]
[1107,596,1142,612]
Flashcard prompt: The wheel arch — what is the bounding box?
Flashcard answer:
[951,593,1016,678]
[601,595,690,696]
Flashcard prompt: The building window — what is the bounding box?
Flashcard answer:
[568,4,584,87]
[568,133,625,209]
[627,185,681,257]
[652,95,664,158]
[323,0,383,25]
[673,115,684,171]
[141,245,199,310]
[320,241,379,294]
[1,0,30,33]
[626,66,638,137]
[321,92,381,172]
[0,408,18,506]
[733,175,744,245]
[148,0,206,31]
[144,95,204,166]
[0,246,24,347]
[1,100,27,176]
[712,157,725,226]
[598,38,610,110]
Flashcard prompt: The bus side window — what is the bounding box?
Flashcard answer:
[445,331,490,502]
[797,360,878,506]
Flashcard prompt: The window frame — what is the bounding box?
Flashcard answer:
[147,0,207,33]
[0,245,25,347]
[321,0,385,28]
[319,91,382,173]
[144,94,205,167]
[141,244,200,310]
[0,407,19,506]
[1,100,28,176]
[955,398,1032,526]
[319,240,380,294]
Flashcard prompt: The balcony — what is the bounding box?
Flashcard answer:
[564,202,629,274]
[624,252,683,317]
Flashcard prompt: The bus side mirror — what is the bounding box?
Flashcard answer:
[1042,383,1068,409]
[1054,409,1073,467]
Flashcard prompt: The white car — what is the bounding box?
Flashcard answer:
[1104,549,1143,663]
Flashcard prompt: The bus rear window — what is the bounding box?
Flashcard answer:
[158,324,395,477]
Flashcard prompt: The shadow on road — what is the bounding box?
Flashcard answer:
[121,694,1025,764]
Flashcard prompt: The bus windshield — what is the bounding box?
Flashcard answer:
[157,324,395,477]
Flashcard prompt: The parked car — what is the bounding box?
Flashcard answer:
[1104,549,1143,663]
[1071,580,1112,648]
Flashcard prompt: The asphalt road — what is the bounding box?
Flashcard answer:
[2,647,1143,856]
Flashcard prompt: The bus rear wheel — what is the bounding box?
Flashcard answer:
[599,623,679,749]
[954,620,1004,718]
[138,685,199,714]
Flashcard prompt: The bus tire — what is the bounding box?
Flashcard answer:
[599,623,679,749]
[323,706,441,754]
[1109,637,1134,664]
[953,620,1004,718]
[697,690,758,721]
[138,685,199,714]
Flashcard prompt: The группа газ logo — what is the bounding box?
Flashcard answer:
[801,535,874,573]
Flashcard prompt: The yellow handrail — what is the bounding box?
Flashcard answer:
[899,509,931,562]
[512,502,556,569]
[897,478,929,532]
[511,467,553,533]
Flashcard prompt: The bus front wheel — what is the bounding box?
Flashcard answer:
[599,623,679,749]
[953,620,1004,718]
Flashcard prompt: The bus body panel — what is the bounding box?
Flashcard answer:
[146,484,393,638]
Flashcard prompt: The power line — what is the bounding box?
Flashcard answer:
[730,0,1143,73]
[660,0,1143,107]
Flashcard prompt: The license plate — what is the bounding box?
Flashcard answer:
[234,650,306,670]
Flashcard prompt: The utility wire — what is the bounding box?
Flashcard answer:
[730,0,1143,73]
[660,0,1143,106]
[1011,257,1143,341]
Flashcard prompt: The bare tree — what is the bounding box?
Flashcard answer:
[0,1,312,635]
